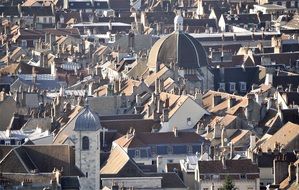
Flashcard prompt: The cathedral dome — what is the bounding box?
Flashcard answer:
[148,31,208,70]
[74,107,101,131]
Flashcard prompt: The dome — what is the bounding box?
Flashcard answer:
[148,31,208,70]
[74,107,101,131]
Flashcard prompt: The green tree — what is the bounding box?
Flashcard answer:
[220,176,235,190]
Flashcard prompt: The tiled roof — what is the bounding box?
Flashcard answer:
[198,159,259,174]
[260,122,299,152]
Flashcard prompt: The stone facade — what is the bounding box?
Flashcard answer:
[75,130,100,190]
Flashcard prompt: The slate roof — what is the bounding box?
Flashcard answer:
[148,31,208,69]
[74,106,102,131]
[114,131,209,148]
[0,145,83,176]
[198,159,259,174]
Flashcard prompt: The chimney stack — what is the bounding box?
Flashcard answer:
[173,127,178,137]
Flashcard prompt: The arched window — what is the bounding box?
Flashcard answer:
[82,136,89,150]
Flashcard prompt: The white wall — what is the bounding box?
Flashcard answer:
[160,98,207,132]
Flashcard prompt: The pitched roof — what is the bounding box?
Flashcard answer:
[260,122,299,152]
[114,131,209,148]
[198,159,259,174]
[0,145,82,176]
[100,145,143,176]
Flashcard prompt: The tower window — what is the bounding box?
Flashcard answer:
[82,136,89,150]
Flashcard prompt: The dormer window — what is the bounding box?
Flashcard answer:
[234,15,239,20]
[135,149,140,157]
[219,82,225,91]
[226,15,231,20]
[229,82,236,92]
[167,145,173,154]
[240,82,247,92]
[82,136,89,150]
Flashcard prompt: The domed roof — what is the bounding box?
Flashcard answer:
[148,31,208,70]
[74,106,101,131]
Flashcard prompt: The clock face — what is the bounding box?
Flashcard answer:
[224,138,228,143]
[187,120,192,126]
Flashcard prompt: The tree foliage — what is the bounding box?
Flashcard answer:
[221,176,235,190]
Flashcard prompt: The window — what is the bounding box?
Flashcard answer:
[240,82,247,92]
[240,174,246,179]
[229,82,236,92]
[167,145,173,154]
[151,145,157,155]
[282,1,286,7]
[187,145,192,154]
[43,17,46,23]
[135,150,140,157]
[82,136,89,150]
[291,1,295,7]
[219,82,225,90]
[5,141,10,145]
[85,172,88,178]
[21,40,27,47]
[86,2,90,6]
[167,159,173,163]
[49,17,53,23]
[187,117,192,126]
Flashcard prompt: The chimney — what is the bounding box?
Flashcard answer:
[0,89,6,101]
[155,78,160,94]
[32,67,37,85]
[162,108,169,122]
[229,142,234,159]
[288,164,296,183]
[157,155,164,173]
[200,143,204,158]
[173,127,178,137]
[221,155,226,170]
[147,104,152,118]
[265,68,274,85]
[157,99,163,114]
[114,79,120,94]
[221,125,227,147]
[164,96,170,108]
[135,94,141,107]
[159,78,164,93]
[249,134,256,150]
[194,89,203,106]
[5,129,11,137]
[213,120,221,139]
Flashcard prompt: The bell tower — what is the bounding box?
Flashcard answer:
[74,106,101,190]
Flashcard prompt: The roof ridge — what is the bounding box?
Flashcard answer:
[13,148,30,173]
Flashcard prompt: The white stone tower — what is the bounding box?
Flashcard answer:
[74,105,101,190]
[174,14,184,32]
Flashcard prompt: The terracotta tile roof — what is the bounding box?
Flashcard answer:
[100,145,143,176]
[260,122,299,152]
[0,63,20,75]
[144,65,171,86]
[230,129,250,145]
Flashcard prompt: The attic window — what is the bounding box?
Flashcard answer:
[187,117,192,126]
[229,82,236,92]
[240,82,247,92]
[167,146,173,154]
[219,82,225,91]
[135,149,140,157]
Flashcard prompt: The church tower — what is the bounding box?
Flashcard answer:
[74,105,101,190]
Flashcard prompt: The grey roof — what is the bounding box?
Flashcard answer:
[74,106,101,131]
[148,31,208,69]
